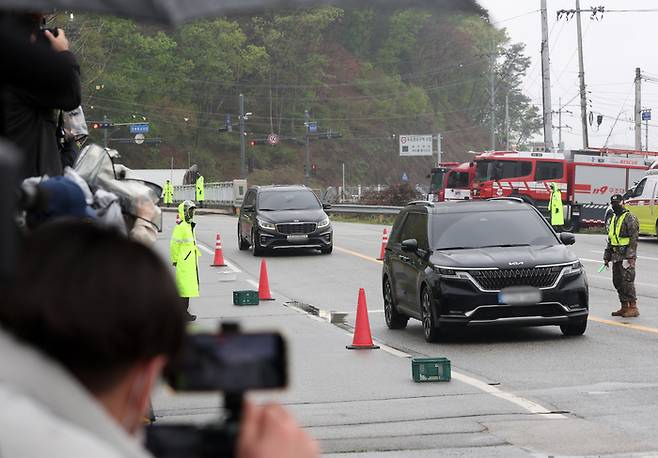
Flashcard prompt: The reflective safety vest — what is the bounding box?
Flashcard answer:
[195,176,205,201]
[608,211,630,246]
[549,184,564,226]
[170,203,200,298]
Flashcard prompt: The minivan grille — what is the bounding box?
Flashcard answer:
[276,223,316,235]
[470,267,560,291]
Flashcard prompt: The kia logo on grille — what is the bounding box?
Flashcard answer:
[508,261,524,266]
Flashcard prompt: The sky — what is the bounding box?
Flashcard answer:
[477,0,658,151]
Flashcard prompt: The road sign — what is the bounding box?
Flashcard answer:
[134,133,145,144]
[399,135,433,156]
[307,122,318,133]
[401,172,408,182]
[642,110,652,121]
[130,123,149,134]
[267,133,279,145]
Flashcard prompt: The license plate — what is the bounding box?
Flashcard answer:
[287,235,309,243]
[498,286,542,305]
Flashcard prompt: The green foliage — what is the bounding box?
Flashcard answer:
[66,4,540,185]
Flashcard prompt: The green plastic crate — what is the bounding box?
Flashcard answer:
[233,290,259,306]
[411,357,451,382]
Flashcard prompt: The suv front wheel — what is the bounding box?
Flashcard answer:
[251,229,265,256]
[384,277,408,329]
[421,286,442,342]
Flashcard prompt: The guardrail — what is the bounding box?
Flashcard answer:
[173,180,247,210]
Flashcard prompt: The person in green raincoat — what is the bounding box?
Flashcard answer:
[162,179,174,207]
[195,175,205,208]
[170,200,200,321]
[548,182,564,231]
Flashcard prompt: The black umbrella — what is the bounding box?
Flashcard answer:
[0,0,485,25]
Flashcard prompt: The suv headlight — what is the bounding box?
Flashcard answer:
[258,219,276,230]
[317,217,330,229]
[563,261,583,276]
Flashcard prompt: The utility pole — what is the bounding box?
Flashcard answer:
[576,0,589,149]
[304,110,310,186]
[553,97,572,152]
[436,134,442,166]
[239,93,246,179]
[489,48,496,151]
[635,68,642,151]
[505,93,510,150]
[540,0,554,152]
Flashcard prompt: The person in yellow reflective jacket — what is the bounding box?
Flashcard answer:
[548,182,564,231]
[162,179,174,207]
[604,194,640,318]
[170,200,200,321]
[195,175,205,208]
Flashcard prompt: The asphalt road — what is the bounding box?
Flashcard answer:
[154,212,658,456]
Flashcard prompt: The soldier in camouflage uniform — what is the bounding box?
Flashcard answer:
[604,194,640,318]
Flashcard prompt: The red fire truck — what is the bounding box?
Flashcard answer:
[470,150,656,231]
[428,162,475,202]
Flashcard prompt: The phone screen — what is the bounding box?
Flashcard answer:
[166,333,287,392]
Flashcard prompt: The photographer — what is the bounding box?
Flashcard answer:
[0,222,318,458]
[0,12,81,179]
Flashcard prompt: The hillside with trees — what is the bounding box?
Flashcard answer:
[59,1,541,187]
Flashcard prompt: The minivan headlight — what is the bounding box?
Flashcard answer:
[317,217,330,229]
[563,261,583,276]
[258,219,276,230]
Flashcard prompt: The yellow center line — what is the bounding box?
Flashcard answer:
[589,316,658,334]
[335,245,383,265]
[336,245,658,336]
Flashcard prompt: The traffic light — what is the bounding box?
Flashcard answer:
[91,122,113,129]
[249,139,267,146]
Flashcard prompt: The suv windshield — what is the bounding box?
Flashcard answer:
[475,160,532,181]
[431,210,557,250]
[258,190,320,211]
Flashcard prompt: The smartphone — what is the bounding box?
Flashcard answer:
[165,332,287,392]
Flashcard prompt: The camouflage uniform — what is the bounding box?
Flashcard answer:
[604,210,639,304]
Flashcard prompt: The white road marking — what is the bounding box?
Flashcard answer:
[374,338,566,419]
[198,243,242,273]
[589,250,658,262]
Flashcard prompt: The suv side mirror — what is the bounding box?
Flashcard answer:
[559,232,575,245]
[242,205,255,212]
[401,239,418,252]
[322,203,332,210]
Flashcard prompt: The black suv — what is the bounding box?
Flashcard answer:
[382,199,588,342]
[238,185,333,255]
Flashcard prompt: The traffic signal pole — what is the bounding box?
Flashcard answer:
[103,114,108,148]
[239,94,247,179]
[304,110,310,187]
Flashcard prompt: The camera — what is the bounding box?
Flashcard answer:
[145,323,288,458]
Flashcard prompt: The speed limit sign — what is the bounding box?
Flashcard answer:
[267,133,279,145]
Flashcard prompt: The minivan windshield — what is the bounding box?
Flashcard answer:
[258,190,321,211]
[431,210,557,250]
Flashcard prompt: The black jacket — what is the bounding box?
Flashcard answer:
[1,33,81,179]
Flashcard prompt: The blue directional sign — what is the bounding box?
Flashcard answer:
[129,123,150,134]
[642,110,652,121]
[307,122,318,133]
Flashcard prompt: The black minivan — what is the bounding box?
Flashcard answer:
[382,199,589,342]
[238,185,333,255]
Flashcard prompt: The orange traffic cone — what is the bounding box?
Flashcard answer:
[258,259,275,301]
[347,288,380,350]
[376,228,388,260]
[211,234,227,267]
